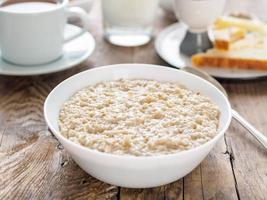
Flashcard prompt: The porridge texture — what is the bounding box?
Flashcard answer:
[59,79,220,156]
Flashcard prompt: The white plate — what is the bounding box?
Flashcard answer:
[155,23,267,80]
[0,24,95,76]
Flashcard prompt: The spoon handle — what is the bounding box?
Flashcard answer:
[232,109,267,149]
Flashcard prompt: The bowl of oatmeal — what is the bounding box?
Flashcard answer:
[44,64,232,188]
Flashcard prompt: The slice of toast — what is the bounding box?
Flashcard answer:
[192,31,267,70]
[213,27,246,50]
[192,48,267,70]
[214,16,267,34]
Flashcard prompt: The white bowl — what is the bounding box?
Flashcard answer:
[44,64,232,188]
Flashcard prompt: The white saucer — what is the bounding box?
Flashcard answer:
[155,23,267,80]
[0,24,95,76]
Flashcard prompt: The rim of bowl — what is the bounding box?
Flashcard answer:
[44,63,232,160]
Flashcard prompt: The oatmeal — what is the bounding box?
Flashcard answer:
[59,79,220,156]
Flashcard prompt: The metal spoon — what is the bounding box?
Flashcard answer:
[181,66,267,149]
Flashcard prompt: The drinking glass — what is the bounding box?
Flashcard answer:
[101,0,159,47]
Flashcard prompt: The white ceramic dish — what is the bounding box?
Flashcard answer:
[0,24,95,76]
[44,64,232,188]
[155,23,267,80]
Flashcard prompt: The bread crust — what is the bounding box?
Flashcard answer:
[213,27,246,50]
[214,40,230,50]
[192,54,267,70]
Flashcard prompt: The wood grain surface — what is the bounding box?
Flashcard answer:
[0,1,266,199]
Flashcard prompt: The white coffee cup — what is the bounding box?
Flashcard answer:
[0,0,89,65]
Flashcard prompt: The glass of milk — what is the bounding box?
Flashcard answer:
[101,0,159,47]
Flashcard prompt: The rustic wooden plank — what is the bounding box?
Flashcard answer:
[184,166,203,200]
[200,139,238,200]
[164,179,184,200]
[120,179,183,200]
[183,139,238,200]
[120,187,165,200]
[223,80,267,200]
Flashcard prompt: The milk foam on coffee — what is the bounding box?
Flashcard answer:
[0,2,57,13]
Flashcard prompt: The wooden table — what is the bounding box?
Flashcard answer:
[0,1,266,199]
